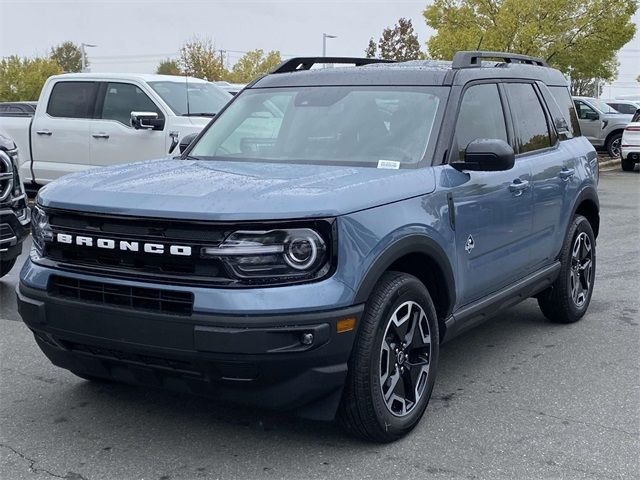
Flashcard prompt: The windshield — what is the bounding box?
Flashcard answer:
[148,81,232,116]
[189,86,447,168]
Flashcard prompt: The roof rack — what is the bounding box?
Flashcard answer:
[271,57,395,74]
[452,51,548,69]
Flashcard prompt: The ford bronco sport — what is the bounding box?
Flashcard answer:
[18,52,599,442]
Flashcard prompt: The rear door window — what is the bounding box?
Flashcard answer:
[504,83,552,154]
[47,81,98,118]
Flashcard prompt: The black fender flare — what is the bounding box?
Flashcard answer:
[569,185,600,236]
[352,234,456,316]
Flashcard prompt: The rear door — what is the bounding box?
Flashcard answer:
[90,81,167,166]
[448,82,534,305]
[31,81,98,181]
[504,82,570,269]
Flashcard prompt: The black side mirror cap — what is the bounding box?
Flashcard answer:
[179,133,198,154]
[452,138,515,172]
[584,111,599,121]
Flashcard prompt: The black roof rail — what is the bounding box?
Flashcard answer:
[452,51,549,69]
[271,57,395,74]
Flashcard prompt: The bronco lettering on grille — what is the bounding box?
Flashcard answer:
[55,233,192,256]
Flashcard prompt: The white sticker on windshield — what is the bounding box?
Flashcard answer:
[377,159,400,170]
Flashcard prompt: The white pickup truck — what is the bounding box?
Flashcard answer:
[0,73,232,188]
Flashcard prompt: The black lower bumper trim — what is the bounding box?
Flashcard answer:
[17,282,363,419]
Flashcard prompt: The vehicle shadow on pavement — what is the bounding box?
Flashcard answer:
[35,299,561,446]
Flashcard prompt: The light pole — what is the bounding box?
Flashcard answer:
[80,43,97,72]
[322,33,337,57]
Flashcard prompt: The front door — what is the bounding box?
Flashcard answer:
[447,82,534,306]
[573,99,601,144]
[90,82,167,166]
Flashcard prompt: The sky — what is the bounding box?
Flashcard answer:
[0,0,638,97]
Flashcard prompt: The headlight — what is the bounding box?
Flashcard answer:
[31,205,52,254]
[8,149,25,198]
[203,228,331,283]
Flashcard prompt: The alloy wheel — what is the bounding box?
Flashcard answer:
[570,232,593,308]
[379,301,431,417]
[609,138,621,157]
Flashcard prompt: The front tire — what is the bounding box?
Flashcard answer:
[538,215,596,323]
[0,259,17,278]
[338,272,439,442]
[606,132,622,158]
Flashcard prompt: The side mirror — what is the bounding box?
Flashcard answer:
[179,133,198,154]
[131,111,165,130]
[452,139,515,172]
[584,111,599,121]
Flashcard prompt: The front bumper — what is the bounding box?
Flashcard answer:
[17,280,363,420]
[0,199,30,263]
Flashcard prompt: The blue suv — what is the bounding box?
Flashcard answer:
[18,52,599,442]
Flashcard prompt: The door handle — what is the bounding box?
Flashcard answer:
[509,179,530,196]
[92,133,110,139]
[558,168,575,180]
[36,130,52,136]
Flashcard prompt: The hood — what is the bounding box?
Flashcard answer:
[37,159,436,221]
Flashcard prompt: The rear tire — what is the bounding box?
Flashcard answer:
[621,156,635,172]
[338,272,439,442]
[537,215,595,323]
[0,259,17,278]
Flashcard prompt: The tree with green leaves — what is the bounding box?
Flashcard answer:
[370,18,423,61]
[0,56,62,101]
[179,37,226,81]
[365,38,378,58]
[423,0,637,89]
[224,49,282,83]
[156,59,182,76]
[50,41,83,73]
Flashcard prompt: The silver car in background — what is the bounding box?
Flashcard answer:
[573,96,632,157]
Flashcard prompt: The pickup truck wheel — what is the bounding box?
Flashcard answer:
[0,259,17,278]
[537,215,595,323]
[621,156,635,171]
[338,272,439,442]
[606,133,622,158]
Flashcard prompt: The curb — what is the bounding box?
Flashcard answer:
[598,158,620,172]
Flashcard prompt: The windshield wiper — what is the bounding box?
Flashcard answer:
[182,112,216,117]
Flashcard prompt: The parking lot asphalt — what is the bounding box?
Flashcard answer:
[0,168,638,480]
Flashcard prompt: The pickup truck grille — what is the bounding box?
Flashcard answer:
[0,151,14,202]
[41,209,237,286]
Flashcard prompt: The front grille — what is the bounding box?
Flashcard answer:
[43,210,234,285]
[0,152,14,202]
[49,275,194,316]
[59,340,200,376]
[0,223,15,242]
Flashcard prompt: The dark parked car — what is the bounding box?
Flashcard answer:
[0,102,38,116]
[0,127,30,277]
[18,52,599,442]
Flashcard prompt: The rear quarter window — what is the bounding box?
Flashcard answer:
[549,86,581,137]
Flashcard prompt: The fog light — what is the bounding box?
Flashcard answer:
[301,333,314,345]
